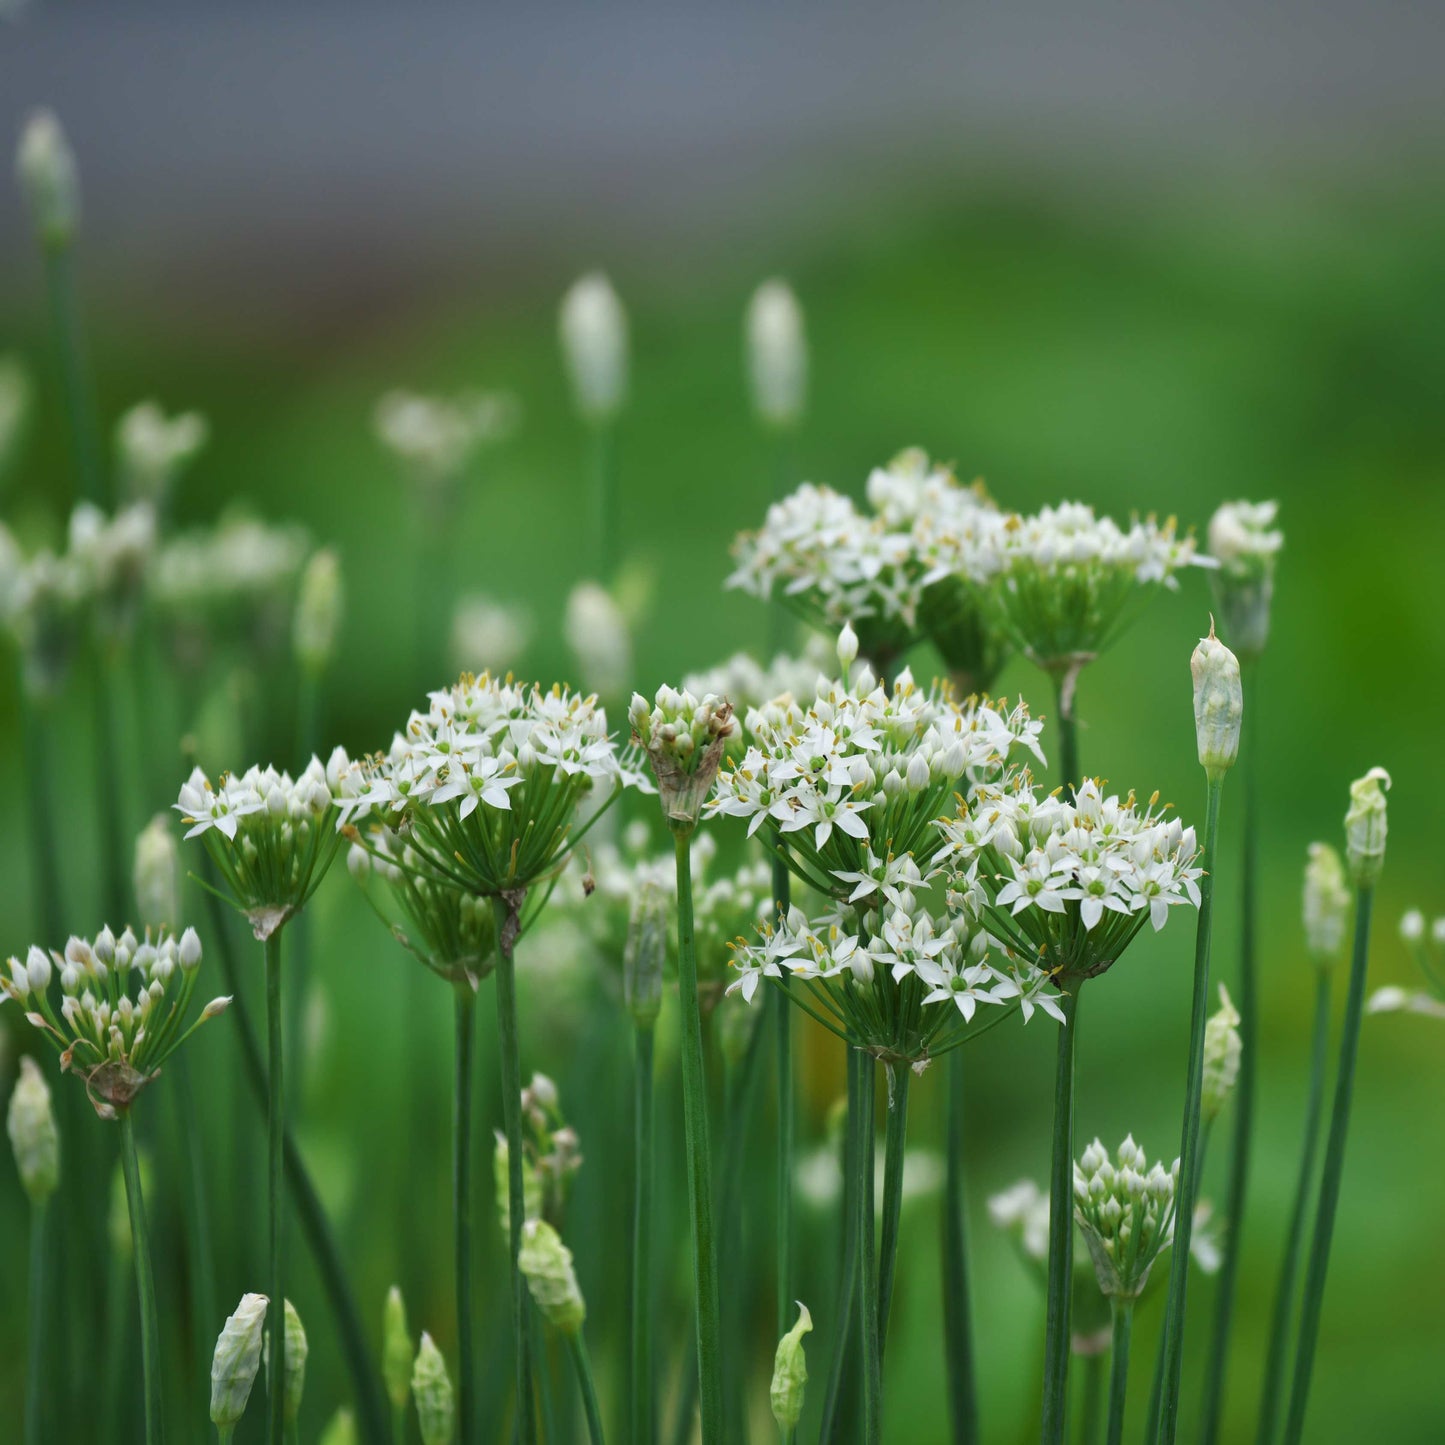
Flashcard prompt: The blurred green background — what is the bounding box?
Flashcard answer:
[3,5,1445,1442]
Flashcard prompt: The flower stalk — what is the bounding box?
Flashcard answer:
[264,931,286,1445]
[772,856,795,1345]
[454,984,478,1441]
[1106,1301,1133,1445]
[857,1049,881,1445]
[120,1109,163,1444]
[1040,984,1081,1444]
[942,1050,981,1445]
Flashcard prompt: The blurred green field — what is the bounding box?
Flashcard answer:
[3,176,1444,1441]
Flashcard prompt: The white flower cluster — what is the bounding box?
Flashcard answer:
[1208,500,1282,579]
[114,400,209,505]
[450,593,533,677]
[940,776,1203,982]
[2,926,228,1115]
[374,389,518,486]
[1073,1135,1180,1299]
[2,532,88,697]
[68,500,158,632]
[681,638,834,719]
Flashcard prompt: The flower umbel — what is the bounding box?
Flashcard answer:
[1073,1135,1180,1300]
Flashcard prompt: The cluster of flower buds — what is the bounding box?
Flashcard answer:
[682,637,834,720]
[518,1218,587,1334]
[520,1073,583,1220]
[1302,841,1352,965]
[1207,499,1282,658]
[559,272,628,424]
[941,775,1203,984]
[630,685,736,831]
[114,400,209,508]
[177,751,354,938]
[1073,1136,1180,1300]
[210,1293,268,1440]
[3,926,228,1116]
[746,279,807,430]
[1344,766,1390,886]
[1368,908,1445,1022]
[374,388,518,496]
[1202,984,1243,1123]
[7,1055,60,1207]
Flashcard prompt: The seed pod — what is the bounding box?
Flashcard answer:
[518,1218,587,1335]
[1191,626,1242,780]
[210,1294,268,1431]
[411,1332,455,1445]
[1344,766,1390,886]
[1201,985,1242,1123]
[6,1055,59,1205]
[382,1285,415,1413]
[770,1302,813,1433]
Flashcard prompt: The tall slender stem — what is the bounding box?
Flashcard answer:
[773,856,794,1341]
[672,831,723,1444]
[631,1023,656,1445]
[454,986,478,1442]
[1200,667,1258,1443]
[25,1200,48,1445]
[942,1050,981,1444]
[1254,970,1332,1445]
[43,245,105,506]
[1080,1353,1104,1445]
[568,1331,608,1445]
[265,931,286,1445]
[592,424,617,582]
[493,905,536,1445]
[1053,672,1080,791]
[818,1046,862,1442]
[120,1110,164,1445]
[1281,886,1375,1445]
[174,1054,218,1411]
[1105,1302,1133,1445]
[20,687,65,941]
[1041,985,1082,1444]
[1156,774,1225,1443]
[92,638,129,923]
[858,1054,881,1444]
[876,1066,910,1354]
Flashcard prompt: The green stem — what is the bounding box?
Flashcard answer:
[1200,677,1259,1445]
[876,1066,910,1354]
[19,686,65,941]
[1041,985,1082,1444]
[121,1110,164,1445]
[492,902,536,1444]
[1054,673,1080,791]
[1105,1302,1133,1445]
[174,1054,218,1412]
[1281,886,1375,1445]
[265,932,286,1445]
[1156,773,1225,1443]
[568,1331,608,1445]
[817,1047,862,1443]
[858,1054,881,1445]
[1254,970,1332,1445]
[632,1023,656,1445]
[1143,1318,1166,1445]
[454,986,478,1443]
[101,1248,130,1445]
[942,1051,981,1444]
[773,856,794,1342]
[43,244,105,506]
[25,1199,48,1445]
[93,638,129,923]
[672,831,723,1444]
[532,1310,557,1445]
[592,424,617,582]
[1079,1352,1104,1445]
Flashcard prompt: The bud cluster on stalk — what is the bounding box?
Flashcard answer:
[412,1332,455,1445]
[495,1072,582,1241]
[1073,1135,1180,1300]
[746,279,807,429]
[518,1217,587,1334]
[558,272,628,424]
[630,685,736,831]
[210,1293,268,1436]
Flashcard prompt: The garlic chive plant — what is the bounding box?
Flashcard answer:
[1199,498,1282,1445]
[211,1293,269,1443]
[346,671,644,1445]
[3,926,228,1444]
[177,752,352,1444]
[1282,767,1390,1445]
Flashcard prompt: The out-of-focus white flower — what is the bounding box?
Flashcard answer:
[989,1179,1051,1262]
[1201,984,1241,1122]
[1302,843,1351,965]
[449,593,532,676]
[293,547,345,676]
[7,547,88,698]
[7,1054,60,1205]
[134,814,181,932]
[1207,499,1281,657]
[559,272,628,423]
[115,401,209,506]
[17,109,79,248]
[67,499,157,638]
[1367,987,1445,1020]
[564,580,632,700]
[374,389,518,491]
[746,279,807,428]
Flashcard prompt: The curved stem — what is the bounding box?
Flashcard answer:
[492,904,536,1444]
[876,1066,910,1354]
[568,1331,608,1445]
[1041,986,1082,1444]
[265,932,286,1445]
[1200,677,1259,1444]
[25,1200,48,1445]
[672,831,723,1444]
[1281,886,1375,1445]
[120,1110,164,1445]
[454,986,478,1442]
[942,1051,980,1444]
[817,1046,861,1443]
[1254,970,1332,1445]
[773,856,794,1341]
[1155,773,1225,1443]
[631,1024,656,1445]
[858,1054,881,1445]
[1105,1302,1133,1445]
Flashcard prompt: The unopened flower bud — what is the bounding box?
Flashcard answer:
[133,815,181,931]
[518,1218,586,1335]
[7,1056,59,1205]
[294,547,345,676]
[624,880,668,1026]
[318,1408,358,1445]
[411,1332,455,1445]
[746,279,807,429]
[837,622,859,677]
[1191,626,1242,780]
[1344,766,1390,886]
[1201,984,1241,1123]
[494,1132,543,1243]
[263,1298,308,1423]
[1302,842,1351,965]
[559,272,628,423]
[17,110,80,249]
[210,1293,268,1432]
[382,1285,414,1412]
[770,1301,813,1433]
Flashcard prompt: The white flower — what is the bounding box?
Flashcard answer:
[746,280,807,428]
[1302,843,1351,963]
[1208,500,1282,576]
[989,1179,1050,1262]
[374,389,517,486]
[1367,987,1445,1021]
[115,400,208,504]
[564,582,631,699]
[559,272,628,422]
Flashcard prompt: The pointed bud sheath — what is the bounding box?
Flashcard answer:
[837,622,859,676]
[1302,842,1351,965]
[1191,628,1242,780]
[7,1055,60,1205]
[411,1332,455,1445]
[16,110,80,250]
[1345,766,1390,886]
[518,1218,587,1335]
[746,279,807,429]
[133,815,181,932]
[770,1302,813,1434]
[211,1294,268,1431]
[382,1285,415,1412]
[1201,984,1242,1123]
[624,879,667,1027]
[559,271,628,423]
[294,547,345,676]
[263,1298,308,1423]
[318,1408,358,1445]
